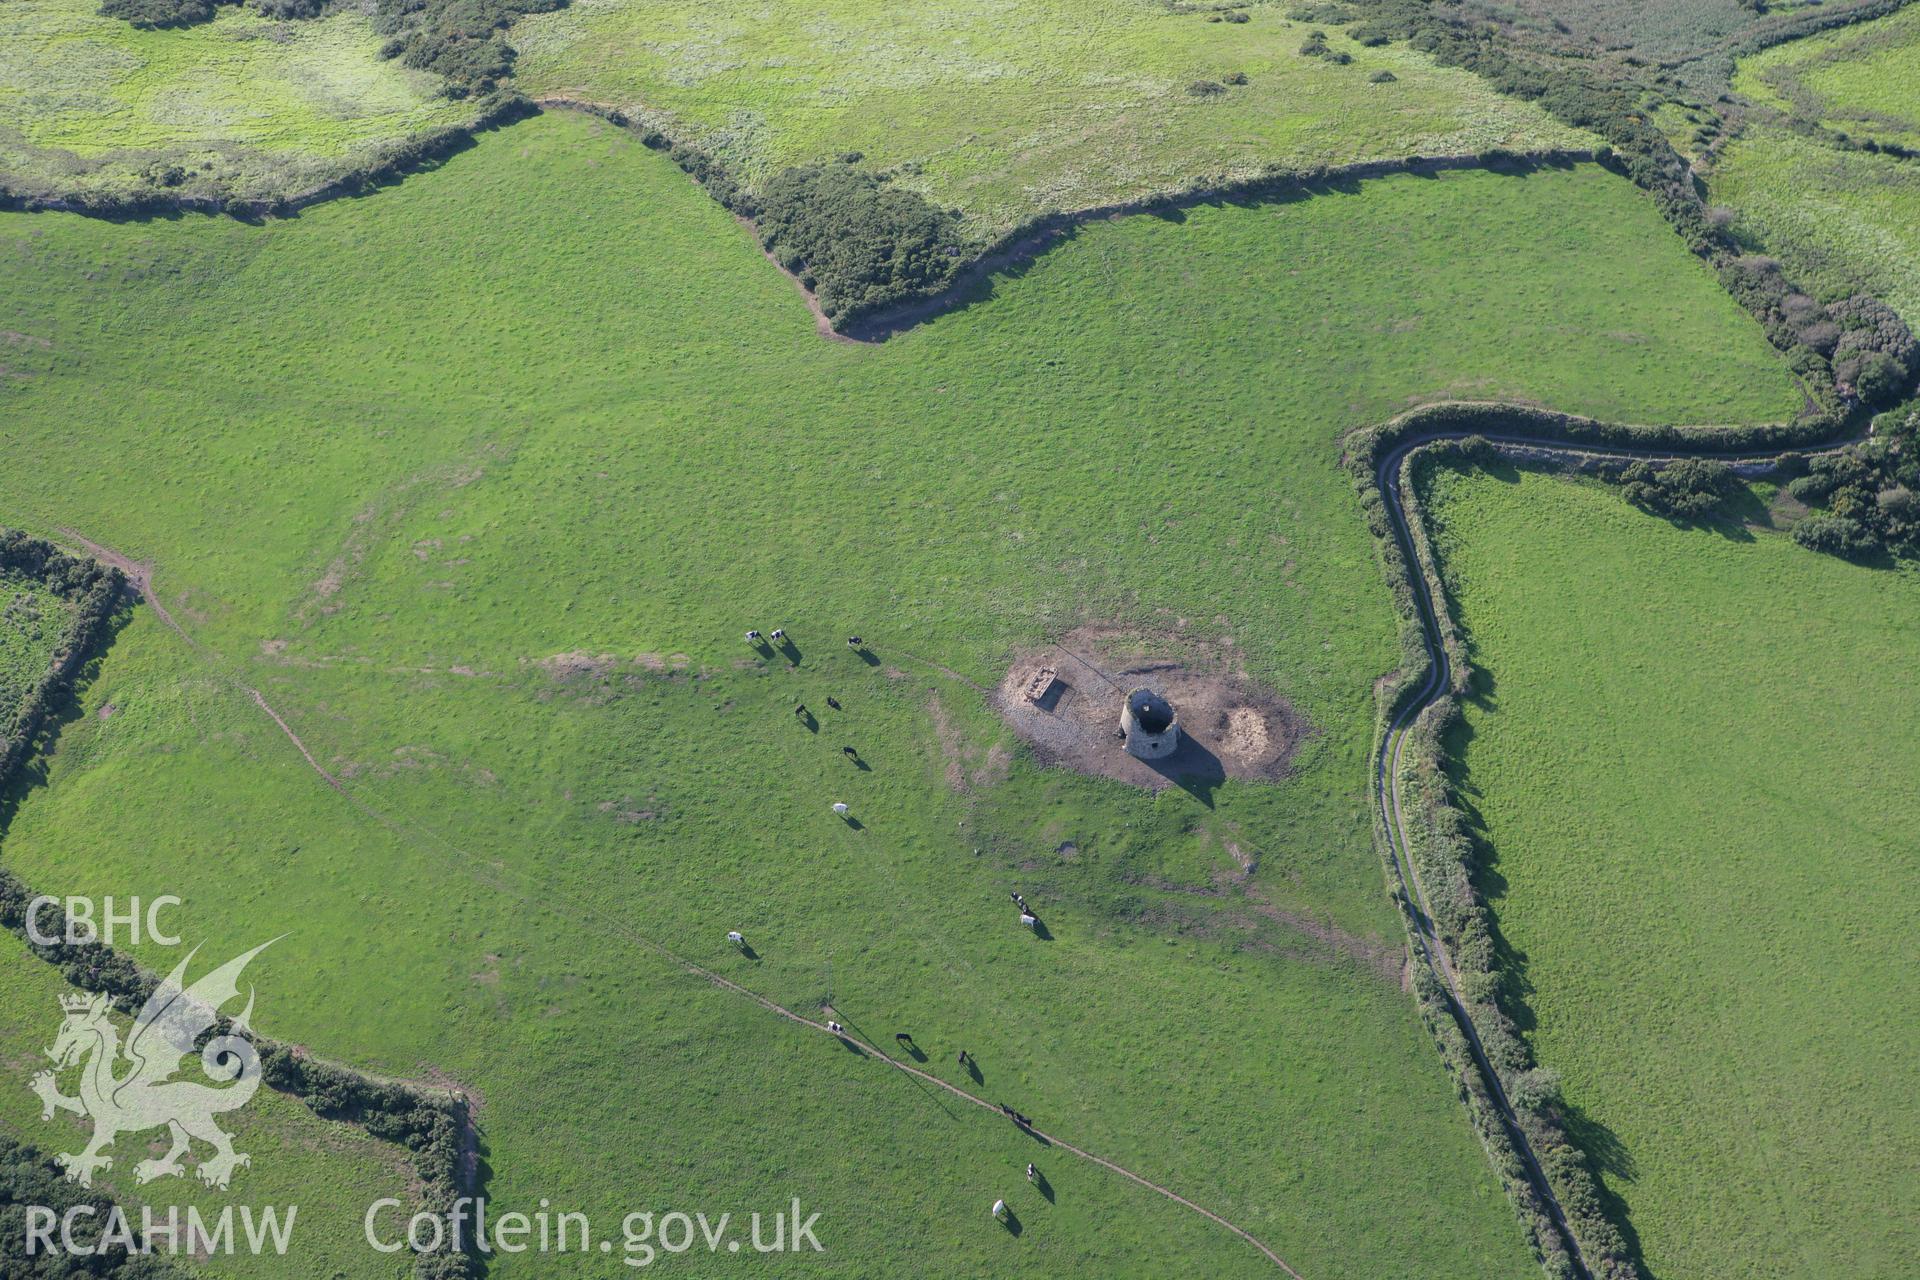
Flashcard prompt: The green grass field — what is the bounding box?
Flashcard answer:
[0,0,473,205]
[0,110,1794,1275]
[1736,3,1920,146]
[510,0,1591,241]
[1424,466,1920,1280]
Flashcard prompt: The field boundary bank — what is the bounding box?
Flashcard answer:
[1347,401,1862,1280]
[0,529,487,1280]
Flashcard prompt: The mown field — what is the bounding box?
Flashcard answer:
[1424,466,1920,1280]
[0,927,420,1278]
[0,0,474,206]
[510,0,1592,241]
[0,110,1794,1276]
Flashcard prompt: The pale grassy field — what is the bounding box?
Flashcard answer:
[0,0,473,203]
[511,0,1593,240]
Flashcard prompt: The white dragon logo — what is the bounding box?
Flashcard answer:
[31,940,276,1190]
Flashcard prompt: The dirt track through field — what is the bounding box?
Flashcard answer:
[57,528,349,794]
[50,529,1304,1276]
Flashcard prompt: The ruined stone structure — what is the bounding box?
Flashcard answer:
[1119,686,1179,760]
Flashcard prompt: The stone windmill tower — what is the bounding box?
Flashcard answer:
[1119,687,1179,760]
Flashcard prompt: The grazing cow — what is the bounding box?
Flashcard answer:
[826,696,842,711]
[1014,1112,1031,1129]
[1026,1163,1036,1183]
[745,630,762,643]
[795,704,808,717]
[958,1050,971,1067]
[843,745,858,758]
[832,801,850,815]
[991,1199,1007,1220]
[895,1032,913,1045]
[847,636,863,648]
[1000,1104,1014,1117]
[1019,913,1037,929]
[770,628,785,641]
[827,1021,843,1035]
[726,931,744,946]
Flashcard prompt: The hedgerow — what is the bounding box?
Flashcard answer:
[0,532,123,791]
[0,93,535,220]
[1617,458,1739,519]
[1343,403,1851,1280]
[1342,0,1918,413]
[0,878,483,1280]
[0,1135,187,1277]
[754,161,966,324]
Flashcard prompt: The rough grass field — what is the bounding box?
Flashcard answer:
[1424,466,1920,1280]
[1736,3,1920,146]
[510,0,1592,241]
[0,929,419,1278]
[0,111,1794,1275]
[1703,6,1920,329]
[1710,125,1920,328]
[0,0,473,205]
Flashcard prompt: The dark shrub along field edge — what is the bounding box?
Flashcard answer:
[1341,401,1860,1280]
[0,1133,190,1277]
[0,530,485,1280]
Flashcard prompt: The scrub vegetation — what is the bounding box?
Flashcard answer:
[1707,7,1920,336]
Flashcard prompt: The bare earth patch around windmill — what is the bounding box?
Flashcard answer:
[991,626,1306,791]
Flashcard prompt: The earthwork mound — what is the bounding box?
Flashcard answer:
[991,625,1306,791]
